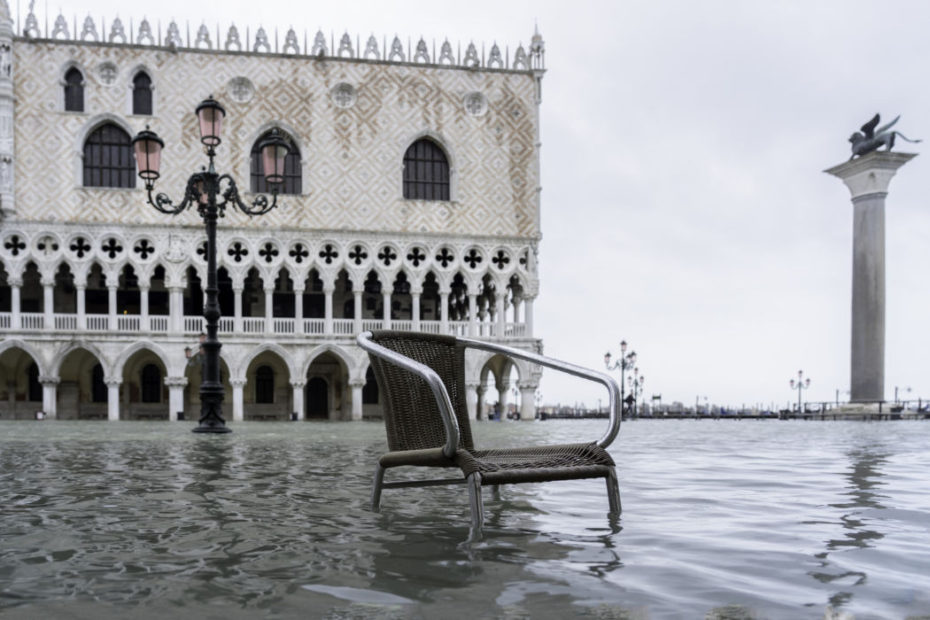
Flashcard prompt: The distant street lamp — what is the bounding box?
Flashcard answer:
[132,96,290,433]
[895,386,911,404]
[605,340,637,417]
[790,370,811,414]
[628,370,644,417]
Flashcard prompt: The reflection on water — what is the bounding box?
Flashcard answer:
[1,420,929,618]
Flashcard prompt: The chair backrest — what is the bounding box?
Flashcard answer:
[366,330,475,452]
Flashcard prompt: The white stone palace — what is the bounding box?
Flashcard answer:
[0,2,546,422]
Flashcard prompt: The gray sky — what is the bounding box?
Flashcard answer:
[31,1,930,409]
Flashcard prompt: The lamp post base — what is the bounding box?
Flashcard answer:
[192,422,232,434]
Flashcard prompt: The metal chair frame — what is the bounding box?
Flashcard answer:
[358,330,622,540]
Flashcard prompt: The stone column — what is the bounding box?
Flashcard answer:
[169,286,184,335]
[42,277,54,329]
[476,383,487,420]
[76,284,86,330]
[166,377,187,421]
[40,376,59,419]
[140,285,150,331]
[519,385,538,421]
[264,285,274,334]
[411,289,422,331]
[382,291,392,329]
[291,380,305,420]
[106,379,121,421]
[468,294,478,337]
[350,381,364,420]
[826,151,916,403]
[524,296,535,337]
[293,285,304,335]
[323,284,334,334]
[465,381,479,420]
[108,284,118,331]
[353,288,363,334]
[497,379,511,419]
[497,291,507,338]
[233,285,243,333]
[231,378,245,422]
[9,277,20,329]
[439,290,449,334]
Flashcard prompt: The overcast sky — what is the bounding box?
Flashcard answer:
[28,1,930,410]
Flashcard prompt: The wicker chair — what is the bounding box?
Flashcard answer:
[357,330,622,539]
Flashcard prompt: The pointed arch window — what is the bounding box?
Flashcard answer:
[64,67,84,112]
[403,138,449,201]
[255,365,275,404]
[132,71,153,115]
[141,364,161,403]
[250,130,301,195]
[83,123,136,188]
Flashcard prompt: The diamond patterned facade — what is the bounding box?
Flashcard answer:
[0,3,546,423]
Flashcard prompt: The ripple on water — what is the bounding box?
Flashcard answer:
[0,419,929,618]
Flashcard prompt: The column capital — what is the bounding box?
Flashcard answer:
[164,376,188,388]
[38,375,60,386]
[290,380,307,389]
[230,378,247,388]
[825,151,917,200]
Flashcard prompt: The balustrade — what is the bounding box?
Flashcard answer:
[0,311,526,339]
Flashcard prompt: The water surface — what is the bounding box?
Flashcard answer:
[1,420,928,619]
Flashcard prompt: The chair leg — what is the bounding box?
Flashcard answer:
[371,464,386,512]
[466,472,484,540]
[606,467,622,515]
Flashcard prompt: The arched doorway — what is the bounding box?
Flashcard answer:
[0,347,42,419]
[305,351,349,420]
[57,348,107,420]
[122,349,169,420]
[244,351,290,421]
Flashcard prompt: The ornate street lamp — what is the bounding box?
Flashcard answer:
[604,340,636,418]
[790,370,811,414]
[132,96,290,433]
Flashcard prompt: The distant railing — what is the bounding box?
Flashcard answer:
[0,311,529,339]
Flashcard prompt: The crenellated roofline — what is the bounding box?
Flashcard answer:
[6,4,545,74]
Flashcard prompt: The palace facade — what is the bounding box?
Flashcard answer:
[0,2,546,422]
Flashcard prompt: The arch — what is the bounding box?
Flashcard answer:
[303,345,353,420]
[63,65,85,112]
[113,340,172,378]
[250,128,302,195]
[121,347,169,420]
[402,136,450,201]
[236,341,298,380]
[300,343,354,380]
[82,122,135,188]
[131,70,153,115]
[243,347,292,420]
[50,340,109,377]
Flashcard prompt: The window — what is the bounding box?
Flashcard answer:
[132,71,152,115]
[83,123,136,188]
[141,364,161,403]
[250,131,301,195]
[403,138,449,200]
[255,365,274,404]
[64,67,84,112]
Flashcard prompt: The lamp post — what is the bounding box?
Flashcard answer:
[790,370,811,414]
[628,370,644,417]
[132,96,290,433]
[604,340,636,418]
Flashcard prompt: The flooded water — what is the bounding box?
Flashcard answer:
[1,419,928,619]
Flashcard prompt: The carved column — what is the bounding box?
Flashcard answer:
[826,151,916,403]
[165,377,187,421]
[139,285,150,331]
[107,284,118,331]
[411,288,422,331]
[9,276,19,328]
[323,283,334,334]
[264,284,274,334]
[519,384,538,421]
[382,291,391,329]
[231,378,246,422]
[291,380,305,420]
[106,379,121,421]
[465,381,480,420]
[350,381,364,420]
[468,294,478,337]
[41,277,54,329]
[293,285,304,335]
[233,285,243,333]
[39,376,59,419]
[76,284,86,330]
[352,287,363,334]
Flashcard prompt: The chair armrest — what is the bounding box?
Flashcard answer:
[356,331,461,458]
[457,337,622,450]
